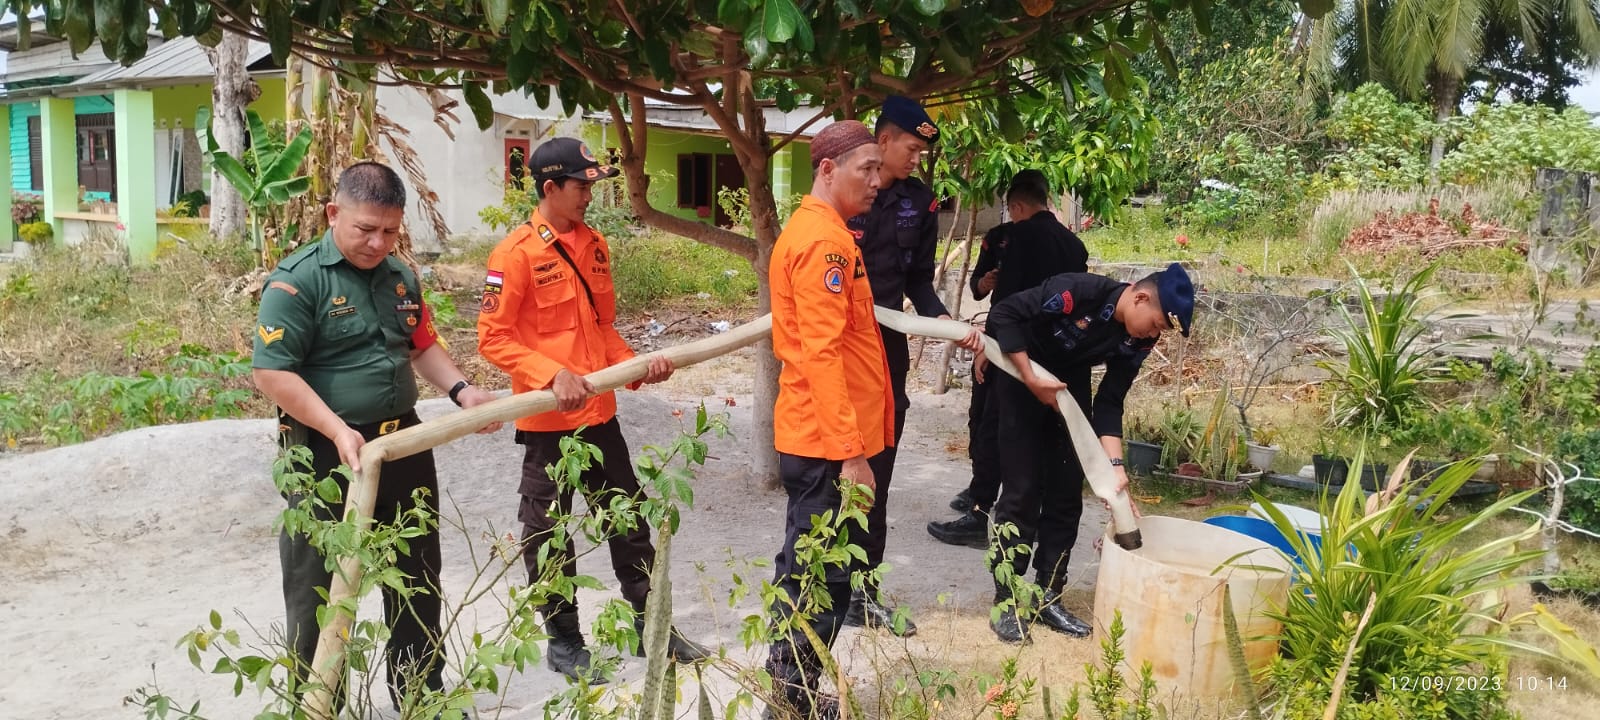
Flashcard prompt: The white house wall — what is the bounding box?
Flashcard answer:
[374,85,583,250]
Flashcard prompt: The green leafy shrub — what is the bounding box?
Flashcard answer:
[17,221,53,243]
[1321,261,1455,433]
[1322,84,1434,190]
[1256,456,1543,719]
[0,346,251,448]
[478,182,637,241]
[1440,103,1600,185]
[608,232,758,313]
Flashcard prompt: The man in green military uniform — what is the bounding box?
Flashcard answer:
[252,162,500,707]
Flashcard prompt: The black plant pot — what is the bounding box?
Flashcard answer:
[1357,463,1392,491]
[1312,454,1349,487]
[1125,440,1162,478]
[1410,459,1448,483]
[1532,580,1600,610]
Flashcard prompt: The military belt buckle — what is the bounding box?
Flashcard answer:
[379,419,400,435]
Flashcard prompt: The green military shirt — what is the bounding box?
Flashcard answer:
[252,232,425,425]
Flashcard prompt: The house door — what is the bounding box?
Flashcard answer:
[504,138,530,191]
[713,154,745,228]
[76,112,117,201]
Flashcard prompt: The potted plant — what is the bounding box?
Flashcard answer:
[1177,385,1253,494]
[1245,424,1281,474]
[1312,433,1349,487]
[1123,416,1164,478]
[1156,403,1201,472]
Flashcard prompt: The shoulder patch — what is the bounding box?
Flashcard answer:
[824,253,849,267]
[824,266,845,293]
[257,325,285,345]
[267,280,298,296]
[1043,290,1074,314]
[538,224,556,242]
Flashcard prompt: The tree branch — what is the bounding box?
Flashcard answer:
[608,96,758,260]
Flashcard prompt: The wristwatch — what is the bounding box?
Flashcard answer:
[1108,458,1125,467]
[449,380,470,407]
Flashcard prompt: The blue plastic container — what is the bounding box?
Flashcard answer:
[1203,515,1324,568]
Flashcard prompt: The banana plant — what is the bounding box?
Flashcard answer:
[207,109,313,253]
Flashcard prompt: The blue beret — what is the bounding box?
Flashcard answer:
[880,95,939,144]
[1156,262,1195,337]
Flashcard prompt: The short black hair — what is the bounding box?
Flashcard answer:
[335,162,406,209]
[1135,271,1161,293]
[535,176,573,200]
[1006,179,1049,208]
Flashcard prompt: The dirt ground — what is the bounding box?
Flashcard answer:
[0,344,1120,719]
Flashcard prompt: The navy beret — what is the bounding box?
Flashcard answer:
[1156,262,1195,337]
[880,95,939,144]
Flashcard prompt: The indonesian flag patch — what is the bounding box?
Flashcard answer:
[484,270,504,294]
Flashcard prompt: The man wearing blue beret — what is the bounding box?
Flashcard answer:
[843,95,984,637]
[981,264,1195,643]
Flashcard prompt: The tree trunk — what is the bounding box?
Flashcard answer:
[206,30,255,243]
[934,206,977,394]
[1428,73,1460,176]
[744,152,782,491]
[609,92,775,488]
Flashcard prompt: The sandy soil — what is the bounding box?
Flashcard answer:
[0,354,1114,719]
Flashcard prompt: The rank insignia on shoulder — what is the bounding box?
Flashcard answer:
[268,280,299,296]
[332,295,346,306]
[538,225,556,242]
[396,283,407,297]
[257,325,285,346]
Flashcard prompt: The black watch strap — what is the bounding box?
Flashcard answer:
[1108,457,1125,467]
[449,380,469,406]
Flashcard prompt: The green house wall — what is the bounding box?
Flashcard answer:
[7,78,287,199]
[585,123,813,224]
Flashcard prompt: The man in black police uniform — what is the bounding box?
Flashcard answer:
[252,162,501,707]
[930,170,1090,548]
[844,95,983,636]
[982,264,1193,643]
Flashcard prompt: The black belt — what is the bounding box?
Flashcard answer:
[278,410,418,444]
[350,411,419,438]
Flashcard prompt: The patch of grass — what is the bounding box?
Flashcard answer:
[608,230,759,314]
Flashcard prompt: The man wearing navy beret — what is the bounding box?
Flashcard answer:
[981,264,1195,643]
[843,95,984,637]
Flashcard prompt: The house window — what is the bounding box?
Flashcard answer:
[676,153,712,209]
[76,112,117,199]
[26,116,42,192]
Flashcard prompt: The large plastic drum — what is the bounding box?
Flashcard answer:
[1093,515,1293,699]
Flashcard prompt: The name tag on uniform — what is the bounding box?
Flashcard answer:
[535,271,567,287]
[329,306,358,318]
[395,302,420,312]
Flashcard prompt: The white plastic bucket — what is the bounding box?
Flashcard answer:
[1093,515,1293,699]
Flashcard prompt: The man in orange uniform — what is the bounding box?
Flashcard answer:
[477,137,709,682]
[764,120,894,720]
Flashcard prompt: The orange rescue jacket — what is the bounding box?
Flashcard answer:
[477,209,635,432]
[770,195,895,460]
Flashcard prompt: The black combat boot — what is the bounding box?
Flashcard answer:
[545,611,604,683]
[926,508,988,548]
[632,616,713,662]
[949,487,974,512]
[842,588,918,637]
